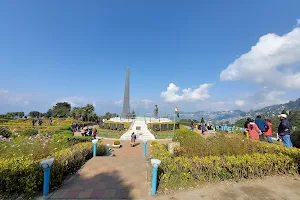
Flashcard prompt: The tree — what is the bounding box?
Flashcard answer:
[51,102,71,118]
[200,117,205,124]
[44,109,53,118]
[70,107,81,120]
[29,111,41,118]
[18,112,24,118]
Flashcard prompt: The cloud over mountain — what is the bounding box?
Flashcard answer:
[220,24,300,90]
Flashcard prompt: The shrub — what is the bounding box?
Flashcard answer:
[0,127,12,138]
[152,143,299,190]
[151,141,158,146]
[22,129,38,137]
[0,143,95,195]
[58,130,73,135]
[114,140,121,145]
[96,144,106,156]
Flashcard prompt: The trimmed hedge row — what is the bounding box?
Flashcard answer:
[152,143,300,190]
[0,142,106,195]
[148,123,180,132]
[99,122,131,131]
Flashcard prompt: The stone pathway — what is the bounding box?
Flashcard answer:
[154,176,300,200]
[49,139,169,200]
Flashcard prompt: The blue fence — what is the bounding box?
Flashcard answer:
[215,126,245,132]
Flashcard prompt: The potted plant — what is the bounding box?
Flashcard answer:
[112,140,121,148]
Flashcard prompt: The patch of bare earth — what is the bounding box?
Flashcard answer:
[153,175,300,200]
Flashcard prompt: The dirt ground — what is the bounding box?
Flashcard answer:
[153,176,300,200]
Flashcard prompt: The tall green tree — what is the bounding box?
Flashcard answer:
[51,102,71,118]
[29,111,41,118]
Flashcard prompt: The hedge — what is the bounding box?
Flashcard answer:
[152,143,300,190]
[148,123,180,131]
[0,142,106,195]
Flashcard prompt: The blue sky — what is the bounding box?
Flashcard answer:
[1,0,300,115]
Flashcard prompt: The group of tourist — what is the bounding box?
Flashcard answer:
[190,121,213,135]
[80,126,97,139]
[244,114,293,148]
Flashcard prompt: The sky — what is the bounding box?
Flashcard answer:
[0,0,300,115]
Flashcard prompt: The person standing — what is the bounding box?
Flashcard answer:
[255,115,269,141]
[247,119,261,140]
[264,119,273,143]
[278,114,293,148]
[92,128,97,139]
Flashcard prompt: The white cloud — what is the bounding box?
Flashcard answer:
[0,89,8,95]
[0,89,31,105]
[235,100,245,107]
[161,83,212,102]
[52,96,95,108]
[297,18,300,26]
[220,24,300,89]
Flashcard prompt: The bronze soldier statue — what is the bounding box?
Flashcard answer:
[154,105,158,118]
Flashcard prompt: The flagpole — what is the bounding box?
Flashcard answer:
[173,111,175,137]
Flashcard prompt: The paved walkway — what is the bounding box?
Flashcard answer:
[49,139,169,199]
[154,176,300,200]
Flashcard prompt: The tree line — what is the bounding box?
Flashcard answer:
[0,102,119,122]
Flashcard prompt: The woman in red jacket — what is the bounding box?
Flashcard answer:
[264,119,273,143]
[247,119,261,140]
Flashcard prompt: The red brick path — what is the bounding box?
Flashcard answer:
[49,139,170,199]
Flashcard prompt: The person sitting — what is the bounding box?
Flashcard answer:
[81,127,87,136]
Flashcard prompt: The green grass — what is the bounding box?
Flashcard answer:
[97,131,122,139]
[150,125,188,139]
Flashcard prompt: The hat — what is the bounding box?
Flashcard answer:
[279,114,287,118]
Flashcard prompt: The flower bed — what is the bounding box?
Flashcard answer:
[0,142,106,195]
[151,130,300,191]
[0,118,106,196]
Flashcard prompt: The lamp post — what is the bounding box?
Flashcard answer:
[151,159,161,195]
[92,139,98,157]
[143,140,147,157]
[40,158,54,196]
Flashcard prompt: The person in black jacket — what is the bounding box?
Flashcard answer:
[278,114,293,148]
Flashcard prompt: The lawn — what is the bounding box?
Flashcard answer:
[0,118,106,197]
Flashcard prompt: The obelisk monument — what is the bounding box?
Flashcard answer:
[121,67,130,117]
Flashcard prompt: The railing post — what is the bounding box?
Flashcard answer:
[40,158,54,197]
[151,159,161,195]
[143,140,147,157]
[92,139,98,157]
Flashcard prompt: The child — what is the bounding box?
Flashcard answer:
[264,119,273,143]
[131,132,136,147]
[247,119,261,140]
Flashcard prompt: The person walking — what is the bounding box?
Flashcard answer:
[130,132,136,147]
[278,114,293,148]
[255,115,269,141]
[247,119,261,140]
[264,119,273,143]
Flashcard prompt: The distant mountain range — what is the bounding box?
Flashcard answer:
[180,98,300,124]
